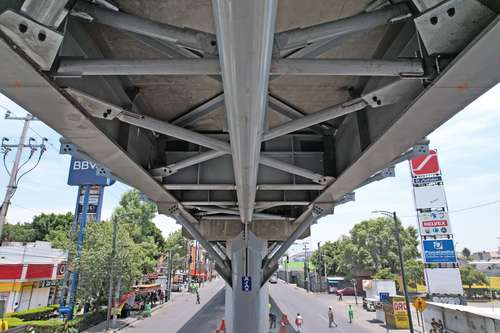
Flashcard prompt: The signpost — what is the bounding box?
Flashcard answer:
[409,148,463,302]
[413,297,427,329]
[60,157,114,319]
[242,276,252,292]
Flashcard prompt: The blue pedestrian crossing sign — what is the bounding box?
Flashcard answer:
[242,276,252,292]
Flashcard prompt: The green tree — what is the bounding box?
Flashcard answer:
[1,222,36,242]
[77,220,143,305]
[404,259,425,288]
[460,265,489,290]
[32,212,73,241]
[111,190,166,273]
[310,217,419,277]
[373,267,396,280]
[462,247,471,260]
[164,230,188,272]
[310,240,343,276]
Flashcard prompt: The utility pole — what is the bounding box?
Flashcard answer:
[106,217,118,331]
[373,210,414,333]
[0,112,46,239]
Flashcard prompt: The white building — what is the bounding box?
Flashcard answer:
[0,241,66,312]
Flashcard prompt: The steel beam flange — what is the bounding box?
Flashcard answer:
[0,10,63,70]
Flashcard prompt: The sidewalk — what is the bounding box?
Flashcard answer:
[84,279,224,332]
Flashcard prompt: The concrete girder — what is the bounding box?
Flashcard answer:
[21,0,70,28]
[164,184,324,191]
[181,219,311,242]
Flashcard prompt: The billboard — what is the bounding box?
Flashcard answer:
[422,239,457,263]
[418,210,452,236]
[425,268,463,295]
[413,185,447,209]
[68,158,111,186]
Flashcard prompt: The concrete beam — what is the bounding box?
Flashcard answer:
[181,219,311,242]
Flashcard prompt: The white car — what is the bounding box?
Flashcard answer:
[269,275,278,284]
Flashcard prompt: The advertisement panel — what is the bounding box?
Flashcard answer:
[67,157,111,186]
[422,239,457,263]
[410,149,440,177]
[418,210,452,236]
[425,268,463,295]
[413,185,447,209]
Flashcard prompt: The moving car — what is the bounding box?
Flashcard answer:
[269,274,278,284]
[335,287,357,296]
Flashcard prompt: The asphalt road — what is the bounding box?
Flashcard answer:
[270,280,396,333]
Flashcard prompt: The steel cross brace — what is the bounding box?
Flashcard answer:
[65,88,331,185]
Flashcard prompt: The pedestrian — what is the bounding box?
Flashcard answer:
[269,312,277,329]
[13,302,20,312]
[295,313,304,332]
[279,314,290,333]
[437,319,444,333]
[328,306,338,328]
[196,291,200,304]
[338,290,343,301]
[348,304,354,323]
[430,318,438,332]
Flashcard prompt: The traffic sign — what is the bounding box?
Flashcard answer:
[379,292,390,304]
[423,239,457,263]
[413,297,427,312]
[411,150,440,177]
[242,276,252,292]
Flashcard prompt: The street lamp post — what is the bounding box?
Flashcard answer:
[373,211,414,333]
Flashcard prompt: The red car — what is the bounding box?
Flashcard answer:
[335,287,357,296]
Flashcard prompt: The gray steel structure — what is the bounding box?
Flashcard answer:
[0,0,499,331]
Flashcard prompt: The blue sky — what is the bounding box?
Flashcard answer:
[1,84,499,253]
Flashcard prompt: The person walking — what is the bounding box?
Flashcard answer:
[279,314,290,333]
[269,312,277,329]
[338,290,343,301]
[196,290,200,304]
[295,313,304,332]
[348,304,354,323]
[328,306,338,328]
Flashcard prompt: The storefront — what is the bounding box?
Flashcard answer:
[0,241,66,312]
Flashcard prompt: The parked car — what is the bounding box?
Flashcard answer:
[269,274,278,284]
[335,287,357,296]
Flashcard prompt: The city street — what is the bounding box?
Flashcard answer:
[270,280,419,333]
[120,278,225,333]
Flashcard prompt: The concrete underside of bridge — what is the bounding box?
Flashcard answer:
[0,0,499,331]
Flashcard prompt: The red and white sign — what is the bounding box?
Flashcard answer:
[411,150,440,177]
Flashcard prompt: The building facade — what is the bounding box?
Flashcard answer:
[0,241,66,312]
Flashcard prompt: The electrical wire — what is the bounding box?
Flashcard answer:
[15,149,46,187]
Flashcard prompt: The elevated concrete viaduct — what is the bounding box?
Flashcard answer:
[0,0,499,331]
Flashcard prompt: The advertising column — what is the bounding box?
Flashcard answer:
[409,149,464,304]
[60,158,114,318]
